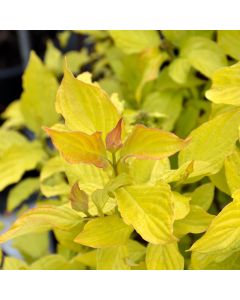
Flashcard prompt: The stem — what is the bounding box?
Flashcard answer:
[112,152,118,176]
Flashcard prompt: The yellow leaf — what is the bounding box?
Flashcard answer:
[190,182,215,211]
[172,192,191,220]
[168,57,191,84]
[44,127,108,168]
[190,200,240,254]
[0,129,27,154]
[218,30,240,60]
[174,205,214,237]
[3,257,28,270]
[121,124,188,162]
[225,149,240,194]
[1,100,25,129]
[74,215,133,248]
[109,30,160,54]
[20,51,59,134]
[206,62,240,106]
[0,205,82,243]
[73,250,97,269]
[0,142,46,192]
[96,245,130,270]
[181,36,227,78]
[179,108,240,177]
[7,178,39,212]
[56,65,119,139]
[146,242,184,270]
[115,183,175,244]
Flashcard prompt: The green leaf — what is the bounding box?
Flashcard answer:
[109,30,160,54]
[115,183,175,244]
[44,127,108,168]
[190,200,240,254]
[146,242,184,270]
[56,65,120,139]
[191,183,215,211]
[206,62,240,106]
[7,178,39,212]
[174,205,214,237]
[179,108,240,177]
[218,30,240,60]
[121,124,188,162]
[96,246,130,270]
[0,142,46,192]
[74,215,133,248]
[0,205,82,243]
[20,51,59,134]
[181,36,227,78]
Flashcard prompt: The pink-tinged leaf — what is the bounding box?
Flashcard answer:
[106,118,123,153]
[70,182,89,214]
[44,127,108,168]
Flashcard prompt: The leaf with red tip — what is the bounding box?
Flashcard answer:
[106,118,123,153]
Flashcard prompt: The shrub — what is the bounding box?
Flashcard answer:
[1,30,240,270]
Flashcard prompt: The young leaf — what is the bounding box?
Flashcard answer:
[44,127,108,168]
[74,215,133,248]
[120,125,188,161]
[172,192,191,220]
[168,58,191,84]
[206,62,240,106]
[115,183,175,244]
[146,242,184,270]
[56,65,120,139]
[0,205,82,243]
[106,118,123,153]
[69,182,89,214]
[20,51,59,134]
[190,200,240,254]
[109,30,160,54]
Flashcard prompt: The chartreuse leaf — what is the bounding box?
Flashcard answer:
[179,108,240,177]
[225,149,240,194]
[0,141,46,192]
[7,178,39,212]
[96,246,130,270]
[74,215,133,248]
[3,257,28,270]
[190,200,240,254]
[168,58,191,84]
[142,90,183,131]
[128,158,170,185]
[218,30,240,60]
[190,182,215,211]
[181,36,227,78]
[115,183,175,244]
[205,62,240,106]
[127,240,146,265]
[73,250,97,269]
[146,242,184,270]
[210,166,231,195]
[56,65,119,139]
[172,192,191,220]
[20,51,59,134]
[44,128,108,168]
[12,232,49,262]
[1,100,25,129]
[121,125,188,161]
[191,250,240,270]
[0,129,27,153]
[109,30,160,54]
[0,205,82,243]
[174,205,214,237]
